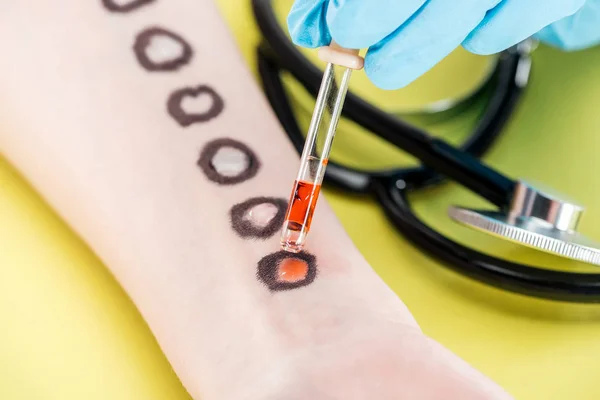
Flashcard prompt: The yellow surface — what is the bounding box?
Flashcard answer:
[1,1,600,399]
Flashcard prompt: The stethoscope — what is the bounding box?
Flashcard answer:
[252,0,600,303]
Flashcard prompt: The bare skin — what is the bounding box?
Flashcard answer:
[0,1,511,399]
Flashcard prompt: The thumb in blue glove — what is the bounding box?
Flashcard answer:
[288,0,600,90]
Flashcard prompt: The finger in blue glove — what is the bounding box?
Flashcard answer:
[462,0,587,54]
[534,0,600,51]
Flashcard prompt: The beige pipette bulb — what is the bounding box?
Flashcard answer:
[317,41,364,70]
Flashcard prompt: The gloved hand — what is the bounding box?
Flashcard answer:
[288,0,600,90]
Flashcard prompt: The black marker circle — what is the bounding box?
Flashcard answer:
[198,138,261,185]
[167,85,224,127]
[257,251,317,292]
[133,27,193,72]
[102,0,155,13]
[230,197,288,239]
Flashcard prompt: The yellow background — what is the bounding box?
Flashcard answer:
[2,1,600,399]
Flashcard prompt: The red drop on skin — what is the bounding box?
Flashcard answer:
[277,258,309,283]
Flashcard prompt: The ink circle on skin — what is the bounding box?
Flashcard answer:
[198,138,261,185]
[101,0,155,13]
[230,197,288,239]
[167,85,224,127]
[133,27,193,72]
[257,251,317,291]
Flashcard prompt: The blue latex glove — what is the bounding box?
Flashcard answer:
[288,0,600,89]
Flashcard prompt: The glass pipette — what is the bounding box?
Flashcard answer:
[280,42,364,253]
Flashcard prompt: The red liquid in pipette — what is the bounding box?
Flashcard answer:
[286,180,321,230]
[281,180,321,252]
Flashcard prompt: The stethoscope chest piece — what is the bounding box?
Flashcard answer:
[449,180,600,266]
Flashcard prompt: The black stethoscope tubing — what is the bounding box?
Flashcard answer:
[253,0,600,302]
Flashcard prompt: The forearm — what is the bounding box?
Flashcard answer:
[0,1,412,398]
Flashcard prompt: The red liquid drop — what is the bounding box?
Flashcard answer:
[277,258,309,283]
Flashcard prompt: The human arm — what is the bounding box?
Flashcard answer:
[0,0,511,398]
